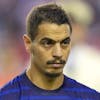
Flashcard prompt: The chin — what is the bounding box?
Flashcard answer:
[44,71,63,78]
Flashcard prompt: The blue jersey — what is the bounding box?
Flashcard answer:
[0,72,100,100]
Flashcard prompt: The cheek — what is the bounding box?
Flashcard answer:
[34,50,44,60]
[64,47,71,59]
[33,46,48,63]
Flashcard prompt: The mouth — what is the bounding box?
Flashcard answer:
[47,60,65,68]
[50,63,64,68]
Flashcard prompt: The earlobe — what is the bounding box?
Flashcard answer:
[23,34,32,52]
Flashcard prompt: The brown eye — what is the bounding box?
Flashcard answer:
[61,38,71,46]
[41,39,55,47]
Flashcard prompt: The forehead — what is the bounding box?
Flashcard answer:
[34,22,70,41]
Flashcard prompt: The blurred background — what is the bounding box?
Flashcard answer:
[0,0,100,92]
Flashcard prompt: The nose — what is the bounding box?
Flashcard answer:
[52,43,62,59]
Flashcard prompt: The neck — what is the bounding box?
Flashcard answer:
[26,65,64,90]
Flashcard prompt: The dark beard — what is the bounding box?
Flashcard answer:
[44,71,63,78]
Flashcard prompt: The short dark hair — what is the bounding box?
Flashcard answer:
[26,4,72,41]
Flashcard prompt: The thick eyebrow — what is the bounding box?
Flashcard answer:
[41,37,56,42]
[61,37,71,43]
[40,37,71,43]
[40,37,56,43]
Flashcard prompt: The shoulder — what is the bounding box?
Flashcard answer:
[63,75,100,99]
[0,72,25,100]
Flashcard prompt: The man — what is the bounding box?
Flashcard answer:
[0,4,100,100]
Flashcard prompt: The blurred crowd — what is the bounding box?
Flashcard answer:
[0,0,100,91]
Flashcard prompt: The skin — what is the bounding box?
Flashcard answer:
[23,22,71,90]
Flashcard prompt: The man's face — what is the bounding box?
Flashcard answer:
[26,22,71,77]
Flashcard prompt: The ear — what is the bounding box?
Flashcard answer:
[23,34,32,53]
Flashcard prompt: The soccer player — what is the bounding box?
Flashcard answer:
[0,4,100,100]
